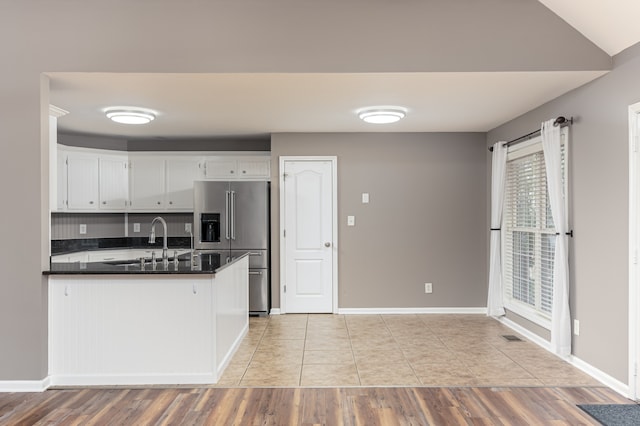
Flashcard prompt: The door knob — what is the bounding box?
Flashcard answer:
[324,242,331,247]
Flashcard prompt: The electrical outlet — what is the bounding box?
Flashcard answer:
[362,193,370,204]
[79,224,87,235]
[424,283,433,294]
[574,319,580,336]
[185,223,192,233]
[347,216,355,226]
[133,223,140,233]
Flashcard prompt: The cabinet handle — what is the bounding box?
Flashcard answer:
[89,201,94,204]
[102,201,107,205]
[157,201,161,205]
[230,170,234,174]
[169,201,173,205]
[242,170,246,174]
[249,271,263,276]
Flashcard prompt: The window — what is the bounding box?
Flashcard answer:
[502,137,565,328]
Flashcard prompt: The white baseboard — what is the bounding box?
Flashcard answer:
[0,376,51,392]
[270,308,281,315]
[497,316,552,352]
[48,373,218,387]
[497,316,630,398]
[337,307,487,315]
[569,355,630,398]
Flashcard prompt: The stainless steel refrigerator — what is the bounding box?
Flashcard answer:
[193,180,269,315]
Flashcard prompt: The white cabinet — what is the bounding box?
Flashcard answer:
[128,157,165,210]
[204,156,270,179]
[99,156,128,210]
[55,148,271,212]
[166,158,203,210]
[204,158,237,179]
[66,154,99,210]
[57,152,68,210]
[237,158,271,178]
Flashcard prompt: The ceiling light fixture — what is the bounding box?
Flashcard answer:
[105,107,156,125]
[358,107,407,124]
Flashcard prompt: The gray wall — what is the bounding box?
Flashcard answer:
[486,42,640,384]
[59,133,270,152]
[0,0,613,381]
[270,133,487,309]
[51,213,193,240]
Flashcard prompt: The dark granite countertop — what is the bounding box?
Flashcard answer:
[44,252,228,275]
[51,237,192,256]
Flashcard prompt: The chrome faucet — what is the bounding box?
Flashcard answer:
[149,216,169,264]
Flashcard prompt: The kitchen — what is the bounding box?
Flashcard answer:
[2,1,640,421]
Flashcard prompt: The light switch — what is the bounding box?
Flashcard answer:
[362,193,369,204]
[347,216,355,226]
[79,224,87,235]
[133,223,140,233]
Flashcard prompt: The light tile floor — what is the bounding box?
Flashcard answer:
[217,314,602,387]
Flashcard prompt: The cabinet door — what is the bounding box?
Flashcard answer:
[57,151,68,211]
[237,158,270,178]
[67,155,99,210]
[99,156,128,210]
[204,158,237,179]
[166,158,202,210]
[129,157,165,210]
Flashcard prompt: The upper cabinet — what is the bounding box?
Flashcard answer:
[204,156,270,180]
[128,157,166,211]
[99,156,129,210]
[54,147,269,213]
[166,158,204,210]
[66,153,99,210]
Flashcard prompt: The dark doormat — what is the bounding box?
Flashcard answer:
[578,404,640,425]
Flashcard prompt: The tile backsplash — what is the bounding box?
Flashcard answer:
[51,213,194,240]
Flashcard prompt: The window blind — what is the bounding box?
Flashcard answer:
[503,146,560,320]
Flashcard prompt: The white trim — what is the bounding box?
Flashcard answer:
[269,308,281,315]
[629,101,640,400]
[0,377,51,393]
[278,156,338,315]
[48,373,218,387]
[49,104,69,118]
[497,316,553,352]
[504,301,552,330]
[497,316,630,398]
[338,307,487,315]
[569,355,630,398]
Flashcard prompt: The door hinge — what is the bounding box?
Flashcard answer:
[283,229,286,238]
[634,249,638,265]
[284,285,287,293]
[283,173,288,180]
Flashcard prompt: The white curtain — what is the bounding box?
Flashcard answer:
[487,141,507,317]
[541,120,572,357]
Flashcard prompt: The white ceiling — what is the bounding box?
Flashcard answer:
[49,1,640,140]
[539,0,640,55]
[51,71,606,138]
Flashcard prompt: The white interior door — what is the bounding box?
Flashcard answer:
[281,158,336,313]
[630,103,640,400]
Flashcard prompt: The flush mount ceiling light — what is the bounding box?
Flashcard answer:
[358,107,407,124]
[105,107,156,125]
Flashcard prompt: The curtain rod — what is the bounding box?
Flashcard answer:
[488,116,573,152]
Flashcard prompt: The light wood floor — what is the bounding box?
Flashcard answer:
[0,385,633,425]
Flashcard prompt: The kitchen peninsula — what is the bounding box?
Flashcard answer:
[44,254,249,387]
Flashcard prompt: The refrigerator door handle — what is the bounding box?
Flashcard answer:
[225,190,230,240]
[231,190,236,240]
